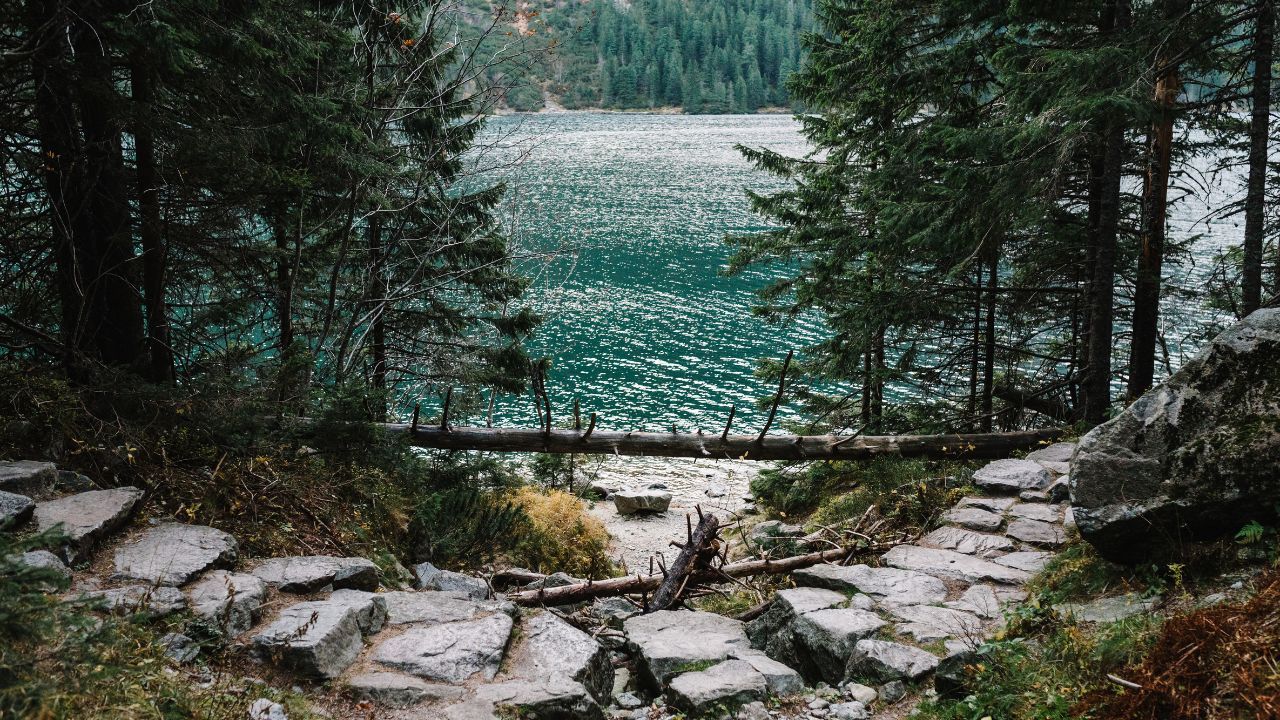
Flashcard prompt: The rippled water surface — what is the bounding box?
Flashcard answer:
[475,113,1239,431]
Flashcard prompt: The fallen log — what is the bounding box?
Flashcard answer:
[509,546,851,606]
[385,422,1064,462]
[650,511,721,611]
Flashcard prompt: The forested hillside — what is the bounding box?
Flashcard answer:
[492,0,811,112]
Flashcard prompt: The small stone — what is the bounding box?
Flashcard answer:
[14,549,71,589]
[737,700,771,720]
[615,691,643,709]
[248,698,288,720]
[941,507,1004,532]
[344,672,465,707]
[972,459,1053,494]
[55,470,95,492]
[1005,518,1066,547]
[613,489,673,515]
[706,483,728,498]
[666,659,767,715]
[882,545,1031,585]
[829,701,869,720]
[372,613,514,683]
[1025,442,1076,465]
[843,682,877,705]
[454,678,603,720]
[878,679,907,703]
[1048,478,1070,503]
[186,570,268,637]
[35,487,144,561]
[0,490,34,529]
[919,527,1013,558]
[847,640,939,683]
[161,632,200,663]
[113,523,238,586]
[413,562,489,599]
[591,596,640,627]
[1019,490,1051,503]
[85,584,186,616]
[0,461,57,498]
[251,555,378,593]
[809,698,830,709]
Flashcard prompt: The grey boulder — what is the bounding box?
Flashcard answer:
[882,545,1031,585]
[666,659,767,715]
[113,523,237,586]
[846,639,940,683]
[14,549,72,589]
[919,526,1013,558]
[510,611,612,702]
[623,609,752,688]
[414,562,489,599]
[186,570,267,636]
[1071,309,1280,562]
[372,612,514,683]
[252,598,367,678]
[251,555,378,593]
[790,608,887,684]
[0,490,34,529]
[794,563,947,606]
[85,584,187,616]
[35,486,144,561]
[972,459,1053,494]
[613,489,672,515]
[381,590,515,626]
[447,678,603,720]
[0,460,57,498]
[344,672,465,707]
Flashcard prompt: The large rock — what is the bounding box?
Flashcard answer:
[510,611,612,702]
[35,487,144,561]
[1056,593,1159,623]
[372,613,514,683]
[623,610,752,688]
[734,652,804,695]
[919,527,1013,558]
[328,588,389,634]
[790,608,887,684]
[746,587,848,649]
[113,523,238,586]
[882,545,1031,585]
[186,570,267,636]
[889,604,984,643]
[14,549,72,589]
[251,555,378,593]
[84,584,186,616]
[846,639,939,683]
[0,461,57,498]
[794,563,947,606]
[381,590,515,626]
[1071,309,1280,562]
[344,672,465,708]
[940,506,1004,532]
[972,459,1053,494]
[413,562,489,599]
[0,490,34,529]
[446,678,603,720]
[253,599,368,678]
[1005,518,1066,547]
[666,659,767,714]
[612,489,672,515]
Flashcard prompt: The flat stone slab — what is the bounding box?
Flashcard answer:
[381,590,514,626]
[956,496,1017,513]
[251,555,378,593]
[0,490,34,529]
[889,604,984,643]
[447,678,603,720]
[113,523,237,586]
[882,545,1031,585]
[919,527,1013,558]
[846,639,940,683]
[791,608,887,684]
[413,562,489,599]
[35,487,144,561]
[944,584,1002,619]
[0,461,57,498]
[734,652,804,695]
[793,564,947,606]
[623,610,752,688]
[510,611,612,702]
[253,599,367,678]
[1007,503,1063,523]
[1026,442,1076,464]
[372,613,514,683]
[941,506,1004,532]
[972,459,1053,494]
[328,588,389,634]
[613,489,672,515]
[666,659,766,715]
[84,584,186,616]
[344,672,465,708]
[1057,593,1159,623]
[186,570,267,636]
[1005,518,1067,547]
[995,551,1054,574]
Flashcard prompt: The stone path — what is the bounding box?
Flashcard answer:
[0,444,1078,720]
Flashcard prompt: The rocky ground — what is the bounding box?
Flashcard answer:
[0,441,1149,720]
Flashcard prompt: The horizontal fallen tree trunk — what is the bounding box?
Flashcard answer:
[386,423,1064,462]
[509,546,851,606]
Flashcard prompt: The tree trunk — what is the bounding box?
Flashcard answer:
[649,512,720,611]
[981,251,998,432]
[274,212,294,353]
[132,60,173,383]
[1245,0,1273,314]
[369,215,387,414]
[1128,0,1183,400]
[968,263,982,430]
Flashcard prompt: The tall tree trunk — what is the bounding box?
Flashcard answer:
[1084,0,1132,426]
[132,60,173,383]
[968,263,982,430]
[1081,141,1104,417]
[1128,1,1183,400]
[274,212,294,352]
[369,215,387,418]
[980,251,997,432]
[1245,0,1273,314]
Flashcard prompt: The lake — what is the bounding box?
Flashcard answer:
[475,113,1239,432]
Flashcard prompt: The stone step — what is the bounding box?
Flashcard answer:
[250,555,378,593]
[881,545,1032,586]
[34,487,144,562]
[792,563,947,607]
[252,595,385,679]
[972,459,1054,494]
[918,526,1014,558]
[371,612,514,684]
[113,523,238,586]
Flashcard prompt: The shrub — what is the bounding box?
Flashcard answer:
[509,487,615,579]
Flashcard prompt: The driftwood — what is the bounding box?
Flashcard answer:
[650,511,722,611]
[510,546,851,607]
[386,422,1064,462]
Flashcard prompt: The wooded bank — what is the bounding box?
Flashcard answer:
[387,422,1064,461]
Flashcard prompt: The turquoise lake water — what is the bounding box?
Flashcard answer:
[474,113,1238,432]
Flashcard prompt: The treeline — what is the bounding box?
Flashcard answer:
[0,0,538,414]
[497,0,810,113]
[730,0,1279,434]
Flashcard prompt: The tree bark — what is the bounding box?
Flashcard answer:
[385,423,1065,461]
[1245,0,1273,315]
[132,59,173,383]
[981,250,998,432]
[1128,0,1184,400]
[649,512,720,611]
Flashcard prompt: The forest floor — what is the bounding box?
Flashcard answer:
[580,455,761,573]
